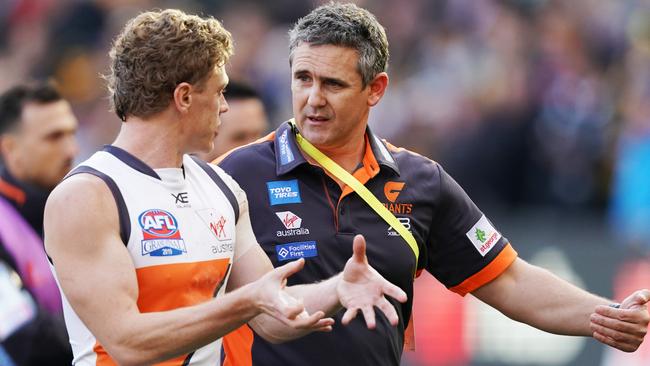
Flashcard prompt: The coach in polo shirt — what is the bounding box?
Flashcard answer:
[218,3,649,366]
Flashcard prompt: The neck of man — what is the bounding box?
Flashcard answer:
[113,111,185,169]
[304,128,367,188]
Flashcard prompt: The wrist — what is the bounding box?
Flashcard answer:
[238,281,266,318]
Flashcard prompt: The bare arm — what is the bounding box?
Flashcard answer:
[45,174,318,365]
[472,258,649,351]
[228,232,407,343]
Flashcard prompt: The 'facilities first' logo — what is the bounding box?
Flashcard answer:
[466,215,501,257]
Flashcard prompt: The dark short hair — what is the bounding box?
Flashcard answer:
[0,83,62,134]
[288,2,389,87]
[224,81,261,101]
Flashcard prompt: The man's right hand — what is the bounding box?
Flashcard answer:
[252,258,335,332]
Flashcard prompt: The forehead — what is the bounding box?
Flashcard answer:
[204,65,229,89]
[291,44,360,80]
[20,100,78,135]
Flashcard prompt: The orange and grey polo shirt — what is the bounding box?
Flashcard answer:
[218,121,517,366]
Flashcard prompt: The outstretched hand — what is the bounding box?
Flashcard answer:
[255,258,334,333]
[337,234,408,329]
[590,289,650,352]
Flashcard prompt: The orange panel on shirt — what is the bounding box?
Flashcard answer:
[449,243,517,296]
[222,324,254,366]
[136,258,231,312]
[93,258,231,365]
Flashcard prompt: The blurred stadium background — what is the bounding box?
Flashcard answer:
[1,0,649,365]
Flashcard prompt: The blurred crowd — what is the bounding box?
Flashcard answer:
[1,0,649,239]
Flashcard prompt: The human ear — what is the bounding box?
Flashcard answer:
[173,82,193,113]
[367,72,388,106]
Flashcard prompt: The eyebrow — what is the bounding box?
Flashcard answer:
[293,70,350,87]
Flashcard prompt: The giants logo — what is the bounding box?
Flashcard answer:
[383,181,413,214]
[384,181,405,202]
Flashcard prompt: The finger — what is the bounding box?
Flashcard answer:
[590,320,644,345]
[376,298,399,326]
[592,330,639,353]
[311,317,335,332]
[361,306,377,329]
[277,291,305,319]
[590,313,648,337]
[352,234,368,264]
[594,305,649,324]
[382,282,408,303]
[274,258,305,282]
[314,317,335,328]
[291,310,329,329]
[621,289,650,309]
[341,307,359,325]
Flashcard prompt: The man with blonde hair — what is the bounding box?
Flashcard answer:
[44,9,406,366]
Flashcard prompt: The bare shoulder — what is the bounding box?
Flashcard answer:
[45,173,120,256]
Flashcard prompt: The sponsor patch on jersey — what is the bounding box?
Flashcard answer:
[195,208,233,242]
[275,241,318,261]
[387,217,412,237]
[267,180,302,206]
[275,211,310,237]
[139,209,187,256]
[278,129,295,165]
[466,215,501,257]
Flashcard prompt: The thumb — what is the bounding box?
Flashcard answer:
[352,234,368,264]
[621,289,650,309]
[274,258,305,285]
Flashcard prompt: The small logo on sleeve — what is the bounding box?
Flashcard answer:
[466,215,501,256]
[275,241,318,261]
[267,180,302,206]
[139,209,187,256]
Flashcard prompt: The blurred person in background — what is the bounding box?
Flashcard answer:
[194,80,270,366]
[196,81,269,162]
[218,3,650,365]
[0,82,77,365]
[44,9,407,366]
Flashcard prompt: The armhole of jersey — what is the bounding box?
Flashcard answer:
[190,156,240,223]
[67,166,131,246]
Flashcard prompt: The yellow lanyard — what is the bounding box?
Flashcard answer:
[289,120,419,274]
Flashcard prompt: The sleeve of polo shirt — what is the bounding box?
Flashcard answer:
[211,166,258,262]
[425,164,517,296]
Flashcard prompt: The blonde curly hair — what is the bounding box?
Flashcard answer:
[106,9,233,121]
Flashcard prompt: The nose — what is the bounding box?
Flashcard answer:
[220,94,229,115]
[67,135,80,159]
[307,86,326,108]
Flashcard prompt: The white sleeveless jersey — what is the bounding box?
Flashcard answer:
[57,146,253,366]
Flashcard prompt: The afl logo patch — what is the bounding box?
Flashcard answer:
[139,209,187,257]
[139,209,179,237]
